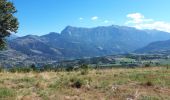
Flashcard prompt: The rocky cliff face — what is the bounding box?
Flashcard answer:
[1,25,170,67]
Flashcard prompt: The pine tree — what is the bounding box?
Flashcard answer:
[0,0,19,49]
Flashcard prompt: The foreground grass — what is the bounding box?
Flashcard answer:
[0,67,170,100]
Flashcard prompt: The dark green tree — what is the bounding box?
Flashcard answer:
[30,64,37,71]
[0,0,19,49]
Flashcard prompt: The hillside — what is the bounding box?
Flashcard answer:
[135,39,170,54]
[0,67,169,100]
[1,25,170,67]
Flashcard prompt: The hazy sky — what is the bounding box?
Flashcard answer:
[13,0,170,36]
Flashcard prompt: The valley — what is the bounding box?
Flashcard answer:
[1,25,170,67]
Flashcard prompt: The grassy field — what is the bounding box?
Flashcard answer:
[0,67,170,100]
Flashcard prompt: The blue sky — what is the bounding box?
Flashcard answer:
[13,0,170,36]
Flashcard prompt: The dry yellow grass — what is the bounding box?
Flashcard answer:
[0,67,170,100]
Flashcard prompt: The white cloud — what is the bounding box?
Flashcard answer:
[126,13,170,32]
[134,21,170,32]
[104,20,109,23]
[126,13,153,24]
[79,17,84,20]
[126,13,145,24]
[91,16,99,20]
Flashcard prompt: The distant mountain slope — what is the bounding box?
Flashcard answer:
[8,25,170,58]
[135,39,170,54]
[1,25,170,66]
[6,34,18,40]
[8,35,63,58]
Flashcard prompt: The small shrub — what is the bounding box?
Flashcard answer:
[30,64,37,71]
[96,71,102,75]
[0,67,3,72]
[80,64,89,69]
[114,74,118,77]
[70,78,85,88]
[144,81,153,86]
[80,64,89,75]
[41,64,54,72]
[66,66,74,72]
[145,63,150,67]
[72,80,82,88]
[166,65,170,69]
[80,69,89,75]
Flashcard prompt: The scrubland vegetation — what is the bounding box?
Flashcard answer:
[0,66,170,100]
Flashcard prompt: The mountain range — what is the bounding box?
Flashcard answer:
[1,25,170,67]
[135,39,170,54]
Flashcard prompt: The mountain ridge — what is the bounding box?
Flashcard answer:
[1,25,170,67]
[135,39,170,54]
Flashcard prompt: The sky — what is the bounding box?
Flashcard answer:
[12,0,170,36]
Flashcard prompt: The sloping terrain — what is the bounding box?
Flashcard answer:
[135,39,170,54]
[0,67,169,100]
[1,25,170,66]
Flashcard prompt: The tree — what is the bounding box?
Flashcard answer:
[30,64,37,71]
[0,0,19,49]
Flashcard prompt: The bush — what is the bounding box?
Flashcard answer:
[70,78,85,88]
[80,64,89,69]
[80,69,89,75]
[41,64,54,72]
[0,67,4,73]
[145,63,150,67]
[166,65,170,69]
[30,64,37,71]
[80,64,89,75]
[143,81,153,86]
[66,66,74,72]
